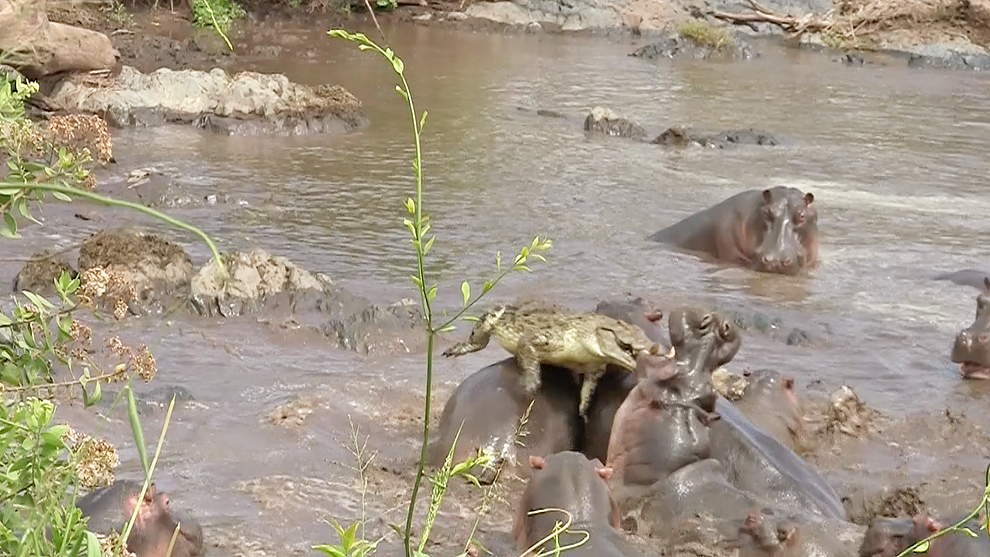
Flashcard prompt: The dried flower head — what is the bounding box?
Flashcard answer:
[131,344,157,382]
[70,319,92,345]
[97,532,137,557]
[45,113,114,165]
[62,425,119,489]
[80,267,111,299]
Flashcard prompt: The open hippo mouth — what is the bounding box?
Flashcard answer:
[958,361,990,379]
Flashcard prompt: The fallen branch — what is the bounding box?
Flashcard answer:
[708,0,840,39]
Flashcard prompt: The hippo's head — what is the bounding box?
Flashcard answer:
[752,189,818,276]
[951,277,990,379]
[668,308,742,372]
[738,509,800,556]
[858,517,914,557]
[513,451,620,552]
[128,483,205,557]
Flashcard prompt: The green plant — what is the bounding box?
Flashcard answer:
[677,20,735,50]
[375,0,398,11]
[0,63,223,557]
[191,0,245,37]
[326,29,551,557]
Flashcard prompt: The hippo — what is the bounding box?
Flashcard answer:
[594,297,667,344]
[428,358,582,482]
[75,480,205,557]
[649,186,819,276]
[665,307,743,411]
[582,307,741,464]
[731,369,806,453]
[935,269,990,291]
[739,508,855,557]
[605,353,715,492]
[950,276,990,379]
[710,395,847,520]
[629,458,764,539]
[859,514,988,557]
[512,451,645,557]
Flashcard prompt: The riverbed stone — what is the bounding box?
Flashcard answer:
[44,66,369,136]
[77,228,195,316]
[464,0,626,31]
[652,126,779,148]
[630,30,756,61]
[13,251,78,297]
[584,106,648,139]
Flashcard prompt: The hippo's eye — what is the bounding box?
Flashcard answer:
[764,207,774,221]
[794,211,805,225]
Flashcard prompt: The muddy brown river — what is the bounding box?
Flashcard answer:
[5,18,990,557]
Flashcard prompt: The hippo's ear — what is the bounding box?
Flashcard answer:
[925,516,944,532]
[529,455,546,470]
[596,466,613,481]
[762,189,772,204]
[783,376,795,390]
[778,525,797,544]
[744,510,762,530]
[984,276,990,293]
[804,192,814,206]
[645,309,663,323]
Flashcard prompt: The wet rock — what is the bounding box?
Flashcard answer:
[190,249,326,318]
[826,385,879,438]
[711,367,748,401]
[630,30,756,61]
[264,394,327,428]
[906,48,990,71]
[584,106,648,139]
[43,113,115,164]
[712,305,826,347]
[0,0,118,79]
[99,167,234,209]
[46,66,369,136]
[463,0,625,31]
[13,251,78,297]
[78,228,195,316]
[445,11,469,20]
[842,484,926,525]
[190,249,426,355]
[836,52,867,65]
[652,126,779,148]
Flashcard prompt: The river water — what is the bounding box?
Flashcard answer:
[9,17,990,557]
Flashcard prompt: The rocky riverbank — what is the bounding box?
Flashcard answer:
[27,0,989,76]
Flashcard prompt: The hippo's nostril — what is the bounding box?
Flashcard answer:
[760,255,773,267]
[782,257,792,267]
[979,333,989,345]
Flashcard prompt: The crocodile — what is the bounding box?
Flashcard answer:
[442,303,665,421]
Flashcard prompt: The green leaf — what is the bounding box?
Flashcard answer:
[422,235,435,256]
[395,85,409,99]
[405,197,415,214]
[460,281,470,306]
[82,380,102,408]
[22,290,55,310]
[311,546,347,557]
[419,110,428,131]
[427,285,438,301]
[51,191,72,202]
[126,387,150,479]
[437,324,455,333]
[912,541,930,553]
[1,211,19,239]
[84,531,102,557]
[391,55,405,75]
[961,527,978,538]
[462,316,480,323]
[495,251,502,271]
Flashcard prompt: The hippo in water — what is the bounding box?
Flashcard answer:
[512,451,645,557]
[730,369,807,453]
[859,513,987,557]
[738,508,855,557]
[429,358,582,482]
[75,480,205,557]
[649,187,819,276]
[934,269,990,291]
[950,276,990,379]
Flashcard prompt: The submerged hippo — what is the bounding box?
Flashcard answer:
[76,480,205,557]
[513,451,644,557]
[934,269,990,291]
[649,187,819,276]
[731,369,806,453]
[739,508,854,557]
[428,358,582,482]
[710,395,847,521]
[594,297,667,344]
[582,307,740,464]
[859,513,987,557]
[950,276,990,379]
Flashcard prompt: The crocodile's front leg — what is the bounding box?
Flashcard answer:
[514,331,550,395]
